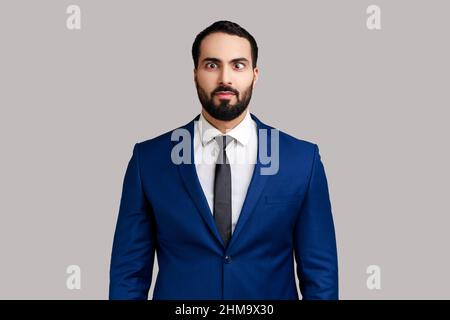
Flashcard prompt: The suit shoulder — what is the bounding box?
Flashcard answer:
[136,119,191,152]
[137,129,174,151]
[252,114,318,158]
[277,129,317,153]
[129,128,180,166]
[254,115,316,152]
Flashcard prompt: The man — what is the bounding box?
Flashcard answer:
[109,20,338,300]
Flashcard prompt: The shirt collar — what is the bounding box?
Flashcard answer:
[198,109,253,147]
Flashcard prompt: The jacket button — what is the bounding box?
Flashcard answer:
[224,255,232,264]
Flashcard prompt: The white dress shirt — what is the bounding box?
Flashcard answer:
[194,109,258,234]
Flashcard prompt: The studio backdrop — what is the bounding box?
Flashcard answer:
[0,0,449,299]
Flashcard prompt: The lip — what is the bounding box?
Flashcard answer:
[215,91,235,98]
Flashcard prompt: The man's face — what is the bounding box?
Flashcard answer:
[194,32,259,121]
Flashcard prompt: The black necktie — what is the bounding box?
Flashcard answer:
[214,135,233,247]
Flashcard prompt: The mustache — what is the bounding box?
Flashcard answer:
[212,86,239,96]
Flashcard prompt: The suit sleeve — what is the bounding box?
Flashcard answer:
[293,144,339,300]
[109,143,156,300]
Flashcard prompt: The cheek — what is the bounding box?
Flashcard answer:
[197,72,217,92]
[236,73,255,91]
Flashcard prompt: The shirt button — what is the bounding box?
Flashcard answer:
[224,255,232,264]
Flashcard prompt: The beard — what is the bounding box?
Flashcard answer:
[195,78,254,121]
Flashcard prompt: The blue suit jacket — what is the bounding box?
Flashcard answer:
[109,113,338,300]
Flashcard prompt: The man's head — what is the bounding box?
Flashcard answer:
[192,21,259,121]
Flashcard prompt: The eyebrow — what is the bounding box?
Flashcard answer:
[201,57,250,64]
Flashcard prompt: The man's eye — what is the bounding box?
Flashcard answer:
[234,62,245,70]
[206,63,217,69]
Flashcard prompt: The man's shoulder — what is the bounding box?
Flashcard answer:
[137,118,194,151]
[253,115,317,153]
[272,129,318,164]
[138,129,175,149]
[278,129,316,149]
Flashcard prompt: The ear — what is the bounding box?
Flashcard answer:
[252,67,259,88]
[193,68,198,86]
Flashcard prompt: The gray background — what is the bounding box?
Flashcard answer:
[0,0,449,299]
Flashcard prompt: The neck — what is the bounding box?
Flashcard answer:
[202,109,248,134]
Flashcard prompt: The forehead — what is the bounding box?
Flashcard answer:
[199,32,252,62]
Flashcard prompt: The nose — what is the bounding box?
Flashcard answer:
[219,65,232,86]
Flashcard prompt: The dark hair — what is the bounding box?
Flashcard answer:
[192,20,258,69]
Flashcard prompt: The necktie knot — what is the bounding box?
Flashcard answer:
[214,135,233,152]
[215,135,233,165]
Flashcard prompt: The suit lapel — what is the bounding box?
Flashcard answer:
[174,113,273,250]
[227,113,271,251]
[174,115,225,247]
